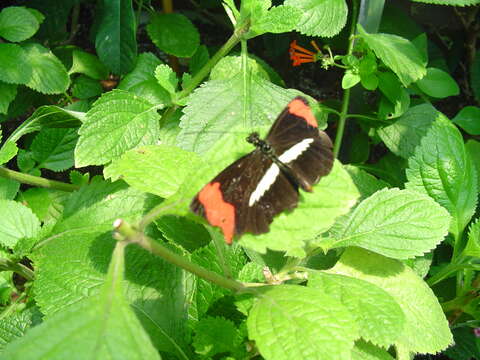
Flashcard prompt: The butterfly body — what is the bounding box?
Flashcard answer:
[191,97,334,244]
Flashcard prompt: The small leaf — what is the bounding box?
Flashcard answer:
[360,73,378,90]
[247,285,357,360]
[331,188,451,259]
[358,25,426,86]
[0,6,40,42]
[0,200,40,249]
[69,50,109,80]
[21,43,69,94]
[331,248,453,354]
[284,0,348,37]
[250,5,302,36]
[75,90,160,167]
[463,218,480,257]
[378,103,438,159]
[104,144,201,198]
[0,82,17,115]
[416,67,459,98]
[31,128,78,171]
[452,106,480,135]
[154,64,178,95]
[147,13,199,57]
[342,71,361,89]
[193,317,241,357]
[406,115,478,238]
[2,243,161,360]
[0,177,20,200]
[0,141,18,165]
[0,43,31,84]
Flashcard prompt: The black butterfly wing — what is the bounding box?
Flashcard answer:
[266,97,334,190]
[190,150,299,243]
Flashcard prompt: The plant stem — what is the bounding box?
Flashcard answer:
[176,18,250,101]
[0,258,35,282]
[114,220,246,292]
[0,167,80,192]
[333,0,359,158]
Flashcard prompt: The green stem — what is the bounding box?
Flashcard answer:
[333,0,359,158]
[176,19,250,101]
[114,220,246,292]
[0,167,80,192]
[0,258,35,282]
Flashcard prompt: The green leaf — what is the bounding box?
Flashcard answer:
[247,285,357,360]
[308,273,405,348]
[342,71,361,89]
[75,90,160,167]
[452,106,480,135]
[8,106,83,144]
[352,340,395,360]
[2,243,161,360]
[156,215,210,252]
[21,43,69,94]
[357,25,426,86]
[0,82,17,115]
[0,307,39,351]
[249,5,302,36]
[378,103,438,158]
[69,50,109,80]
[360,73,378,90]
[0,43,31,84]
[104,144,201,198]
[0,141,18,165]
[19,188,67,223]
[416,67,459,98]
[463,218,480,257]
[0,177,19,200]
[31,128,77,171]
[33,181,191,357]
[71,75,103,99]
[176,74,307,154]
[329,188,450,259]
[284,0,348,37]
[466,139,480,190]
[210,56,270,81]
[0,200,40,249]
[189,45,209,76]
[95,0,137,74]
[0,6,40,42]
[406,115,478,238]
[147,13,199,57]
[193,317,241,357]
[344,165,389,200]
[330,248,453,354]
[154,64,178,95]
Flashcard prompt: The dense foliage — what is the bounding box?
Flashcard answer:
[0,0,479,359]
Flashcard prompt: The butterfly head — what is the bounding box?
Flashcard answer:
[246,132,272,155]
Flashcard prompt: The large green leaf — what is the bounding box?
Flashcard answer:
[31,128,78,172]
[406,115,478,238]
[328,188,450,259]
[75,90,160,167]
[2,243,161,360]
[330,248,453,355]
[0,43,31,84]
[357,25,426,86]
[416,68,459,98]
[95,0,137,74]
[284,0,348,37]
[247,285,357,360]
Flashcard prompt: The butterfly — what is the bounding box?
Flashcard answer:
[191,96,334,244]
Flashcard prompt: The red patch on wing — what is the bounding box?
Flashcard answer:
[197,182,235,244]
[288,98,318,128]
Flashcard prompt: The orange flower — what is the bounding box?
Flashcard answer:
[289,40,321,66]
